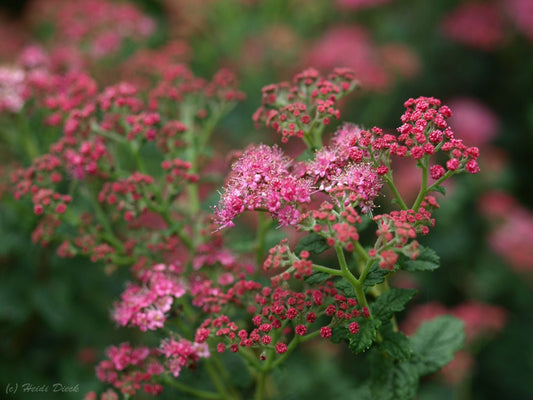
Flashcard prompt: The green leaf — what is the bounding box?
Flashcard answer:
[369,350,419,400]
[371,288,418,323]
[380,325,413,361]
[411,315,465,376]
[433,185,446,195]
[295,233,329,255]
[401,246,440,272]
[304,271,331,284]
[330,325,348,343]
[334,278,356,298]
[348,318,381,354]
[363,261,388,291]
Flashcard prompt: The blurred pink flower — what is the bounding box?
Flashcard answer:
[505,0,533,41]
[378,43,421,79]
[402,301,507,343]
[440,351,475,385]
[442,2,507,50]
[478,190,516,219]
[303,26,388,90]
[489,207,533,272]
[447,98,499,146]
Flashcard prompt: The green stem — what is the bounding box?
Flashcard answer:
[335,245,372,315]
[426,169,455,193]
[354,241,370,264]
[411,157,429,211]
[311,263,344,276]
[270,329,321,369]
[254,328,280,400]
[160,374,221,399]
[255,213,271,266]
[82,185,125,253]
[383,174,408,210]
[238,347,262,370]
[205,358,234,400]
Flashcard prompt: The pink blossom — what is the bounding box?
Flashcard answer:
[112,264,186,331]
[447,98,499,146]
[303,26,388,90]
[505,0,533,42]
[452,301,508,342]
[328,163,382,213]
[442,2,507,51]
[215,145,311,228]
[489,207,533,272]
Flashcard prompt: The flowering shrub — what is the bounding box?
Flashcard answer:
[2,48,485,397]
[1,1,532,400]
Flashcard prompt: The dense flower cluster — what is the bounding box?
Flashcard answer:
[194,279,365,357]
[112,263,186,331]
[253,68,358,144]
[215,144,312,228]
[397,96,480,176]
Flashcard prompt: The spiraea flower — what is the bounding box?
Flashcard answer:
[253,68,358,144]
[215,144,312,228]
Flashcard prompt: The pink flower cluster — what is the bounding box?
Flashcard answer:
[160,336,210,377]
[215,144,312,228]
[253,68,358,143]
[371,196,438,269]
[194,280,365,358]
[112,263,186,331]
[305,124,383,212]
[95,343,163,396]
[149,65,245,120]
[299,202,363,252]
[28,0,155,59]
[397,96,480,177]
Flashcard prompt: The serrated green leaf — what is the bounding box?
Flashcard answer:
[330,325,348,344]
[334,278,356,298]
[391,362,419,400]
[369,350,419,400]
[348,318,381,354]
[380,328,413,361]
[363,261,388,291]
[401,246,440,272]
[371,288,418,322]
[304,271,330,284]
[411,315,465,376]
[295,233,329,255]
